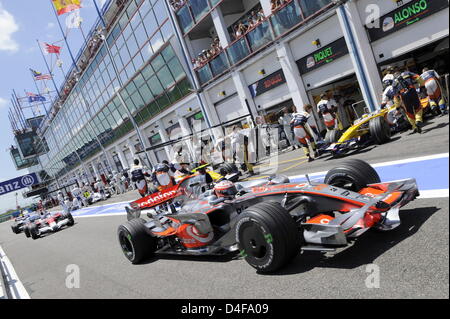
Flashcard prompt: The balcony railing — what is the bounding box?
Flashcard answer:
[175,0,224,34]
[194,0,335,86]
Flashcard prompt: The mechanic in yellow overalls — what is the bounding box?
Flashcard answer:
[392,70,425,134]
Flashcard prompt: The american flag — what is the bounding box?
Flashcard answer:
[30,69,52,81]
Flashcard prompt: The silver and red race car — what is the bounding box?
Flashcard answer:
[24,211,75,240]
[118,159,419,273]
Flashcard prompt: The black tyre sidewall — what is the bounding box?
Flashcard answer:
[236,202,301,273]
[324,159,381,191]
[370,116,391,144]
[117,218,156,264]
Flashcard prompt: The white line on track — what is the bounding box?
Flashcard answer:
[289,153,449,180]
[0,245,30,299]
[70,153,450,219]
[418,189,449,199]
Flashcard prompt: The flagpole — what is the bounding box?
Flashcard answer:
[37,39,62,100]
[92,0,153,169]
[12,90,27,130]
[30,77,49,116]
[49,1,80,73]
[47,2,117,175]
[36,41,91,183]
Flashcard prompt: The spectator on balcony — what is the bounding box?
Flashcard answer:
[235,22,248,39]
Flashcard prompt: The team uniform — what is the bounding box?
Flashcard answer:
[392,71,425,132]
[420,70,447,114]
[317,98,338,131]
[130,164,151,197]
[290,112,318,160]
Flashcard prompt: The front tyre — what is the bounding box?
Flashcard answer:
[369,116,391,144]
[324,159,380,192]
[66,213,75,226]
[29,224,40,240]
[235,202,301,273]
[24,225,31,238]
[117,218,157,264]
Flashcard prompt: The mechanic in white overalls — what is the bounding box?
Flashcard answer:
[278,107,296,150]
[420,67,447,115]
[113,171,125,195]
[57,191,67,212]
[71,184,85,207]
[94,177,106,201]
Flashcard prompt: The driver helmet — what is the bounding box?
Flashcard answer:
[214,180,238,199]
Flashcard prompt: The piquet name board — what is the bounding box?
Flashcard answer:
[296,37,349,75]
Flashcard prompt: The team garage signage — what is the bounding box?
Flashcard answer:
[248,69,287,97]
[0,173,39,196]
[296,37,349,75]
[366,0,449,42]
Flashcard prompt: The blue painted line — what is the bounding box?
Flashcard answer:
[291,157,449,191]
[73,157,448,217]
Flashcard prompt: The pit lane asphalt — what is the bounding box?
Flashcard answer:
[0,115,448,299]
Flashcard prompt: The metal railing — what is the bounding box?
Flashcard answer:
[193,0,335,87]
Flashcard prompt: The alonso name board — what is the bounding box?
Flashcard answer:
[296,37,349,75]
[366,0,449,42]
[0,173,39,196]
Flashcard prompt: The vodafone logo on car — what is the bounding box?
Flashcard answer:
[138,189,178,208]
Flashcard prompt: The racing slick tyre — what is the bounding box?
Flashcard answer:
[24,225,31,238]
[325,130,342,144]
[11,224,19,234]
[117,218,157,264]
[29,224,40,240]
[235,202,302,273]
[219,163,238,176]
[369,117,391,145]
[324,159,381,192]
[66,213,75,226]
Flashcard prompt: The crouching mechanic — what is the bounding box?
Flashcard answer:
[392,70,426,134]
[420,68,448,115]
[130,159,152,197]
[152,163,177,192]
[290,112,319,162]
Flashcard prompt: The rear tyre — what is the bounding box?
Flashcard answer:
[324,159,381,192]
[24,225,31,238]
[29,224,40,240]
[369,116,391,144]
[117,218,157,264]
[66,213,75,226]
[11,224,19,234]
[235,202,301,273]
[325,130,342,144]
[219,163,238,175]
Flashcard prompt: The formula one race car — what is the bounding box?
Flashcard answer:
[118,159,419,273]
[24,211,75,240]
[11,213,40,234]
[323,104,406,157]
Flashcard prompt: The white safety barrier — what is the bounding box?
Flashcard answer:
[0,245,30,299]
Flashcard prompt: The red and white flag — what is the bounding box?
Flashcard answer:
[44,43,62,54]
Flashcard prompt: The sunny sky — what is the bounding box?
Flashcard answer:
[0,0,107,212]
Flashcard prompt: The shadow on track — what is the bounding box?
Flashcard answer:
[263,206,439,276]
